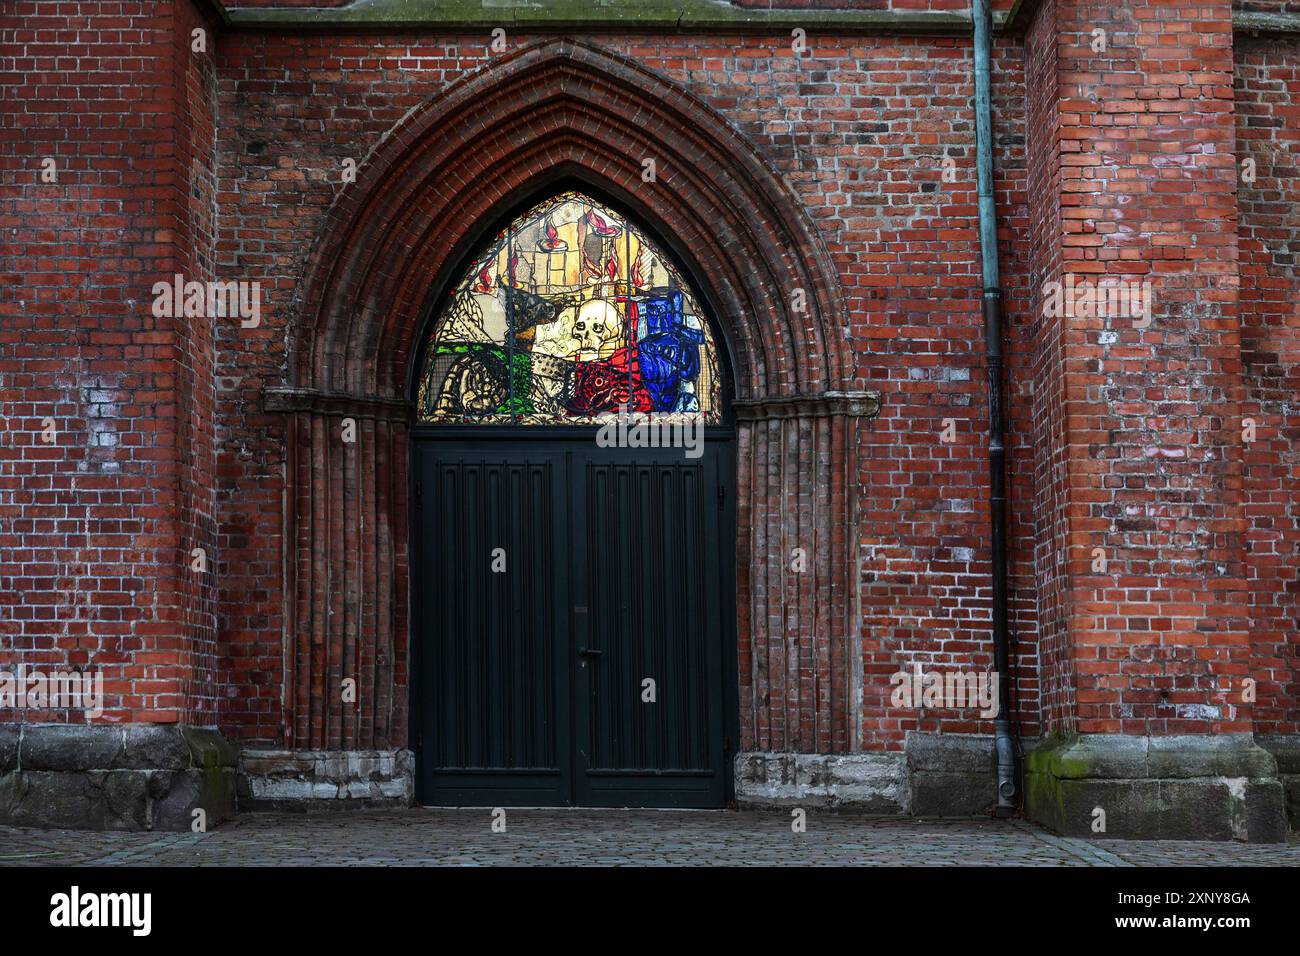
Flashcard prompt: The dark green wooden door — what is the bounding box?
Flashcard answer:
[412,436,733,808]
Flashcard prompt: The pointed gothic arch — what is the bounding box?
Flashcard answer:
[267,38,880,756]
[287,38,852,401]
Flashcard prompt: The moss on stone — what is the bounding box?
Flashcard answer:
[1235,11,1300,36]
[1023,734,1084,831]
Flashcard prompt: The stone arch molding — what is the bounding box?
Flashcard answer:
[286,37,859,403]
[267,38,881,755]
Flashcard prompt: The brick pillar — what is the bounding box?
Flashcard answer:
[1234,31,1300,825]
[232,392,414,813]
[266,392,410,753]
[731,393,892,806]
[0,0,234,830]
[1024,0,1284,840]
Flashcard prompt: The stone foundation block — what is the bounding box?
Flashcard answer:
[1025,734,1287,843]
[734,751,909,812]
[906,732,999,816]
[237,748,414,812]
[0,724,236,831]
[1255,736,1300,831]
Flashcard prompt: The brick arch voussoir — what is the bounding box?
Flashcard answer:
[353,127,786,399]
[294,37,849,403]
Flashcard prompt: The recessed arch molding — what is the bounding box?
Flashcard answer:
[266,38,882,760]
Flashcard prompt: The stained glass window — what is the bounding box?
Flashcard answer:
[417,191,722,425]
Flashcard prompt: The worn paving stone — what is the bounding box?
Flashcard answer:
[0,810,1297,866]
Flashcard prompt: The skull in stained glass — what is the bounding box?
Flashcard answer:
[417,191,722,425]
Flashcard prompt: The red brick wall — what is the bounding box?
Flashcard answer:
[7,0,1293,756]
[852,33,1041,747]
[209,29,1039,747]
[1030,0,1250,736]
[1025,0,1076,735]
[0,0,219,724]
[1236,34,1300,737]
[173,0,221,729]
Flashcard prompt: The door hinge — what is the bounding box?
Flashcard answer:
[717,482,725,509]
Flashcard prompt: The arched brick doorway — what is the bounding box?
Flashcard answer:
[267,39,879,776]
[408,182,740,807]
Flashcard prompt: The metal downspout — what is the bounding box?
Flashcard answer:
[972,0,1017,816]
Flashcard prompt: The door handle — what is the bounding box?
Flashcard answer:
[577,647,603,658]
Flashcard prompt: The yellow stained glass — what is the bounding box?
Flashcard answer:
[417,191,722,424]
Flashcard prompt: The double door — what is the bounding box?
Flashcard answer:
[412,436,733,807]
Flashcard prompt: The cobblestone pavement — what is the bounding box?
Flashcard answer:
[1,810,1298,866]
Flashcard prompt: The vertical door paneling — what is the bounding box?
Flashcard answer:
[416,437,727,808]
[418,443,569,804]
